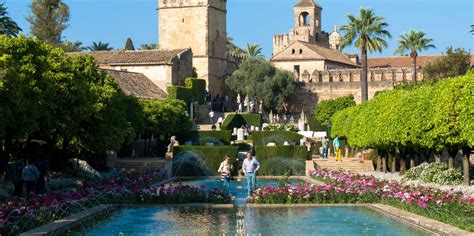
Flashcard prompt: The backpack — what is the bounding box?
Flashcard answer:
[22,165,39,182]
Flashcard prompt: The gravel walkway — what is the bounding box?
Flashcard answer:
[361,171,474,197]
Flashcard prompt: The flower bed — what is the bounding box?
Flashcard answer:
[248,169,474,232]
[0,171,231,235]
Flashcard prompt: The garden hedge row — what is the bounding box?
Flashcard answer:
[167,78,206,105]
[186,131,233,145]
[173,146,239,176]
[252,131,304,146]
[221,114,262,130]
[255,145,308,176]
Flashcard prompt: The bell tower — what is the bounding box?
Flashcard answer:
[292,0,322,43]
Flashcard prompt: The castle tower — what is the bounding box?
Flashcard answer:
[292,0,322,43]
[329,25,342,51]
[158,0,227,95]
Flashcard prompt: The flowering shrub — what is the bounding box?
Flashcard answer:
[0,170,231,235]
[248,169,474,231]
[402,162,463,185]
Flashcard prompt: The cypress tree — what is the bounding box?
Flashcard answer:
[124,38,135,50]
[27,0,69,44]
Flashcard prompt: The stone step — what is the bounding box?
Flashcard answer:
[312,158,374,173]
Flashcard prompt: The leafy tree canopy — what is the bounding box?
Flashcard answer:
[140,43,158,50]
[424,47,471,81]
[124,37,135,50]
[315,94,356,126]
[27,0,69,44]
[0,3,22,37]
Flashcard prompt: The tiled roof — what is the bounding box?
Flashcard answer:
[67,49,190,65]
[294,0,321,8]
[300,41,358,66]
[368,54,474,68]
[103,69,167,100]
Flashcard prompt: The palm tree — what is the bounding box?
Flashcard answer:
[0,3,21,37]
[471,25,474,35]
[394,30,435,82]
[340,8,391,102]
[243,43,264,59]
[88,41,113,51]
[59,40,85,52]
[226,34,244,58]
[140,43,158,50]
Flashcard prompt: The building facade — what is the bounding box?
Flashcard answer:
[158,0,228,96]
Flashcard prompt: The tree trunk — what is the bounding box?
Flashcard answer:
[461,148,471,186]
[361,46,368,102]
[376,155,382,172]
[391,155,397,173]
[411,52,418,82]
[399,149,407,175]
[448,155,454,169]
[434,152,441,163]
[382,154,387,173]
[410,158,416,169]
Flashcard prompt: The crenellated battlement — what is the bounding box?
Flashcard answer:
[295,67,423,84]
[273,34,290,56]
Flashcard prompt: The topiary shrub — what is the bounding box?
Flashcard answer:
[419,162,448,183]
[221,114,262,130]
[167,78,206,105]
[186,131,233,146]
[402,162,464,185]
[173,146,239,176]
[252,131,303,146]
[401,162,429,182]
[432,168,463,185]
[255,145,308,176]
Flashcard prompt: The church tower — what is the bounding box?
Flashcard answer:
[158,0,227,95]
[292,0,322,43]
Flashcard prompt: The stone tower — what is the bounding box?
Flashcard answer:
[292,0,322,43]
[158,0,227,95]
[329,25,342,51]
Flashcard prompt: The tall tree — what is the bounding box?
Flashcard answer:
[0,3,22,37]
[140,43,157,50]
[340,8,391,102]
[423,47,471,81]
[124,37,135,50]
[88,41,113,51]
[394,30,435,82]
[58,40,85,52]
[243,43,264,59]
[27,0,70,44]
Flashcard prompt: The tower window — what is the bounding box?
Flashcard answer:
[299,12,310,26]
[292,49,295,54]
[299,49,303,54]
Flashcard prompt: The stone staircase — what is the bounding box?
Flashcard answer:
[312,157,374,173]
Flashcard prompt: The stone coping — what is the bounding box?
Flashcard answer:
[21,203,471,236]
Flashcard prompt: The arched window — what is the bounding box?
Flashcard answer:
[292,49,296,54]
[299,12,310,26]
[299,49,303,54]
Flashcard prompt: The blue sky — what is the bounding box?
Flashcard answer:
[7,0,473,59]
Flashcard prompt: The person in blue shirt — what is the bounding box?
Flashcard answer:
[241,152,260,197]
[333,136,342,162]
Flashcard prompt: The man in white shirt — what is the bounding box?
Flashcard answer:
[242,152,260,196]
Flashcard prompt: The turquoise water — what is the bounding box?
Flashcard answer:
[72,206,431,235]
[71,179,431,235]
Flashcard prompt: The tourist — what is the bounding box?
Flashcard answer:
[209,109,215,124]
[22,159,40,197]
[8,158,25,197]
[217,117,223,129]
[242,152,260,197]
[333,136,341,162]
[321,136,329,159]
[218,155,233,194]
[35,152,49,195]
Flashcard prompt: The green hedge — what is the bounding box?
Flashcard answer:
[185,78,206,104]
[186,131,233,145]
[173,146,239,176]
[167,78,206,105]
[255,145,308,176]
[252,131,303,146]
[221,114,262,130]
[307,113,326,131]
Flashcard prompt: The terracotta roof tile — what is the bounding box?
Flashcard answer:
[67,49,190,65]
[300,41,358,66]
[103,69,167,100]
[368,54,474,68]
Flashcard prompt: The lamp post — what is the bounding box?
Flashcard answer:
[327,121,332,139]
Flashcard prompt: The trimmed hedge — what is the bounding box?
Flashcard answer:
[221,114,262,130]
[186,131,233,145]
[252,131,304,146]
[255,145,308,176]
[307,113,326,131]
[167,78,206,105]
[173,146,239,176]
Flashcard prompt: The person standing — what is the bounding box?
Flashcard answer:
[209,110,215,124]
[321,136,329,159]
[22,159,39,196]
[35,153,49,195]
[217,117,223,130]
[218,155,233,194]
[242,152,260,197]
[333,136,341,162]
[10,158,25,197]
